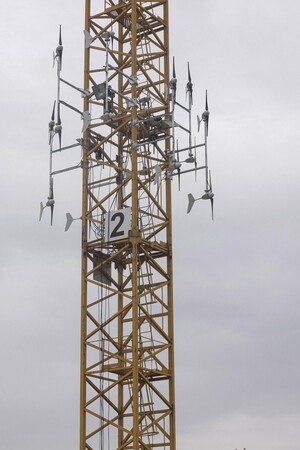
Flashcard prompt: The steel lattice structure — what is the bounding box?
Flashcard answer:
[40,1,213,449]
[81,2,175,450]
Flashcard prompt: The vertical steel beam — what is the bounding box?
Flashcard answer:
[80,2,90,449]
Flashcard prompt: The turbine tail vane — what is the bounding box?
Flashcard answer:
[197,115,202,133]
[84,30,93,49]
[65,213,82,231]
[39,202,45,222]
[187,194,196,214]
[65,213,74,232]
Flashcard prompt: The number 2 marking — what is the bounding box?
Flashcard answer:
[110,212,125,238]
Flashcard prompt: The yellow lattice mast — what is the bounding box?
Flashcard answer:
[81,2,175,449]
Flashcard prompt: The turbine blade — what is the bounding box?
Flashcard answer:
[59,25,62,46]
[57,102,61,125]
[39,202,44,222]
[51,100,56,121]
[50,204,54,226]
[173,56,176,79]
[65,212,74,232]
[58,129,62,149]
[209,170,212,190]
[154,164,162,185]
[187,193,195,214]
[188,62,191,82]
[197,115,201,132]
[83,30,93,48]
[177,168,181,191]
[82,110,91,133]
[210,197,214,220]
[205,90,208,111]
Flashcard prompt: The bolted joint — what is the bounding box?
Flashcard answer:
[129,229,141,242]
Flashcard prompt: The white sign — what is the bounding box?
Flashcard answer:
[105,208,132,242]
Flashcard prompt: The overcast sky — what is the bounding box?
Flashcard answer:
[1,1,300,450]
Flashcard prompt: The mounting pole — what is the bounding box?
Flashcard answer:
[80,1,90,449]
[130,3,140,449]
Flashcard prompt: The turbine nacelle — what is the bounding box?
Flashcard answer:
[49,120,55,132]
[201,190,214,200]
[202,110,209,122]
[102,31,115,42]
[169,77,177,91]
[39,197,55,225]
[170,160,181,171]
[186,81,193,93]
[185,154,196,164]
[46,198,55,207]
[56,44,63,57]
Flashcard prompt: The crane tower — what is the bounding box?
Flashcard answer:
[81,3,175,449]
[40,1,214,449]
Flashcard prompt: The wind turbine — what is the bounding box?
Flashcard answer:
[48,101,56,145]
[187,90,214,219]
[53,25,63,71]
[197,89,209,135]
[186,170,214,219]
[40,177,55,225]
